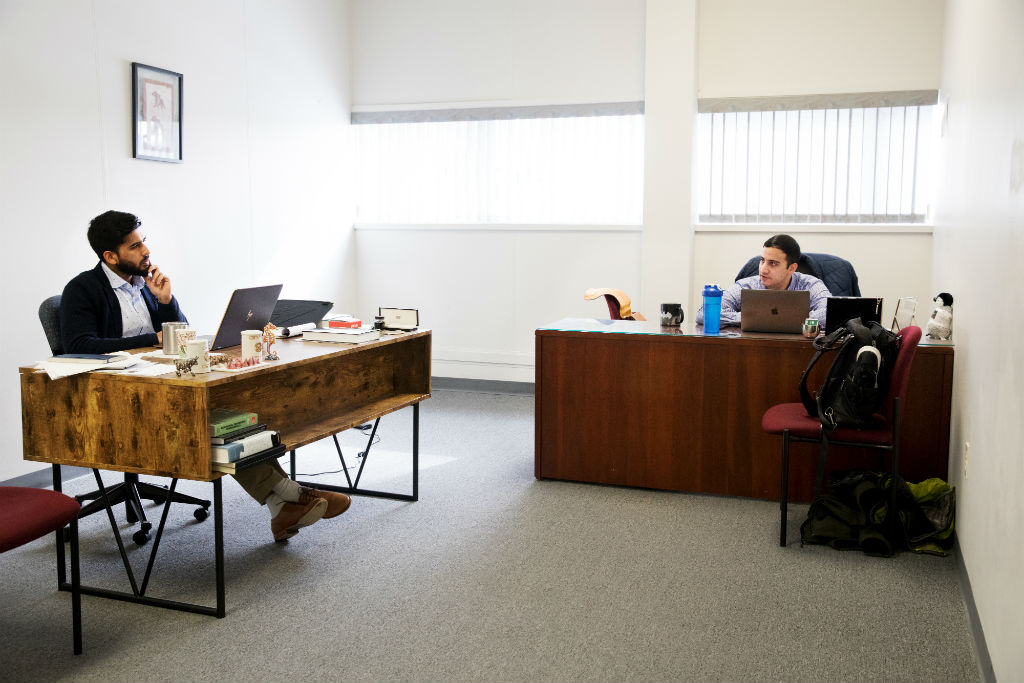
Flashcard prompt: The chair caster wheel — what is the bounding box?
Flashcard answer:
[194,507,209,522]
[132,529,151,546]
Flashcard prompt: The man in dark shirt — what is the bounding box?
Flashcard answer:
[61,210,350,541]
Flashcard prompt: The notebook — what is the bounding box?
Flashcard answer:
[824,296,883,335]
[739,289,810,334]
[207,284,284,350]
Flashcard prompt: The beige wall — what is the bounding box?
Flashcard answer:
[935,0,1024,678]
[0,0,354,482]
[698,0,944,98]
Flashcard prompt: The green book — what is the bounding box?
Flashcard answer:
[209,408,258,437]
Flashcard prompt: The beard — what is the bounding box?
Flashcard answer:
[116,257,151,278]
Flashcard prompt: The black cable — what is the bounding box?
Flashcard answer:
[293,433,381,478]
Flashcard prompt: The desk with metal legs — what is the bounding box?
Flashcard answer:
[22,330,431,616]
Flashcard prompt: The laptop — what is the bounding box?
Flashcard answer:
[739,289,810,334]
[824,296,883,335]
[208,284,284,350]
[270,299,334,328]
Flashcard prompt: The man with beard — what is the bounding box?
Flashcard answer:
[59,210,350,541]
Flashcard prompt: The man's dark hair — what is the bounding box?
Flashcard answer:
[87,211,142,259]
[763,234,801,266]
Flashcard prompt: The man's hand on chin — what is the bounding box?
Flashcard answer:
[146,264,173,304]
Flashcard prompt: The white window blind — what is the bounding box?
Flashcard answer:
[696,100,935,224]
[353,106,644,225]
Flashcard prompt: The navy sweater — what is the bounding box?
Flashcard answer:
[60,263,187,353]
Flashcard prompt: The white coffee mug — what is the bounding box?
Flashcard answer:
[175,328,197,357]
[241,330,263,363]
[185,339,211,374]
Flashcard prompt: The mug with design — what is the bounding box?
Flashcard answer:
[185,339,211,373]
[175,328,197,357]
[241,330,263,363]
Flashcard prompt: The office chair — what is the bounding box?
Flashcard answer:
[0,486,82,654]
[583,288,647,321]
[39,296,210,546]
[735,252,861,297]
[762,325,922,546]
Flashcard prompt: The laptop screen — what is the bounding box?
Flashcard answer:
[210,284,284,350]
[824,297,883,335]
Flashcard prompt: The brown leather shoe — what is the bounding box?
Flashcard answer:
[301,487,351,519]
[271,497,327,542]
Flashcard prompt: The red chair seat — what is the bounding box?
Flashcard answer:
[0,487,81,552]
[762,402,893,445]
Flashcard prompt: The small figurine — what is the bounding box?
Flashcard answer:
[175,356,199,377]
[262,323,280,360]
[925,292,954,340]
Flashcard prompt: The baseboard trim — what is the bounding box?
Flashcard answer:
[432,376,535,395]
[956,536,996,682]
[3,465,91,488]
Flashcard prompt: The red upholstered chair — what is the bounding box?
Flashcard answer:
[762,325,922,546]
[583,288,647,321]
[0,487,82,654]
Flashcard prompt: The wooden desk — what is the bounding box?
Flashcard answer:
[535,319,952,502]
[22,331,432,479]
[20,330,431,616]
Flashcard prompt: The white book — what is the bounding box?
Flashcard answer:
[302,327,380,343]
[211,430,280,463]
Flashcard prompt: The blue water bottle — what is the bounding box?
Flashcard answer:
[702,284,723,335]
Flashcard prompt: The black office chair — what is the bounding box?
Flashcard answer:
[735,252,861,297]
[39,295,210,545]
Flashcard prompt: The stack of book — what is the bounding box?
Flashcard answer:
[301,326,380,343]
[209,408,286,474]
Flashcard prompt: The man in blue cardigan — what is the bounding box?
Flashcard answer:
[60,210,350,541]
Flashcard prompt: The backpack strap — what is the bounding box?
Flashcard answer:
[798,326,848,416]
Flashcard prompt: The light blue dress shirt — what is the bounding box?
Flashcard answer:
[697,271,831,328]
[100,262,155,337]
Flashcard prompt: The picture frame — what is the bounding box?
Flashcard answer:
[131,62,183,163]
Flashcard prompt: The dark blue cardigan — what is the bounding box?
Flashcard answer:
[60,263,187,353]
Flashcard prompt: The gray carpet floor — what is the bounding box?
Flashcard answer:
[1,388,980,682]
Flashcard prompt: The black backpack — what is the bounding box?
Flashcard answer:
[799,317,901,432]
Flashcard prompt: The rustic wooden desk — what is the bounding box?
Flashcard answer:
[20,330,431,616]
[535,319,952,502]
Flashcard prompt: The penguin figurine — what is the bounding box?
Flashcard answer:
[925,292,953,340]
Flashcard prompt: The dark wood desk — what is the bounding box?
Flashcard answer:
[20,330,431,616]
[535,319,953,502]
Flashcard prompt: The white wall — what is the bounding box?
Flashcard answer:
[355,226,642,382]
[351,0,646,108]
[0,0,353,483]
[698,0,944,98]
[934,0,1024,678]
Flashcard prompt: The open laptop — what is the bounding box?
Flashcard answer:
[740,289,810,334]
[270,299,334,328]
[207,284,284,350]
[824,296,883,335]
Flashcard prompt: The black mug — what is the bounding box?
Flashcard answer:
[661,303,684,326]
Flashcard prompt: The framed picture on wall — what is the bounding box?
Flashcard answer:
[131,62,183,162]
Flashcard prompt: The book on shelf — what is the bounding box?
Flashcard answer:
[211,430,280,463]
[320,314,361,328]
[302,327,380,343]
[210,423,267,445]
[211,443,287,474]
[48,353,119,364]
[209,408,259,437]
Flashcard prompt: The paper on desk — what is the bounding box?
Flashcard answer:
[36,352,137,380]
[110,362,178,377]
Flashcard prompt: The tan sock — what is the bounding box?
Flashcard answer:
[266,491,286,518]
[271,477,302,503]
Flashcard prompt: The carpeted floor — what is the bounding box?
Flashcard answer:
[1,388,980,682]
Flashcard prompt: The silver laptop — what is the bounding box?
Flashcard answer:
[208,284,284,350]
[740,289,810,334]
